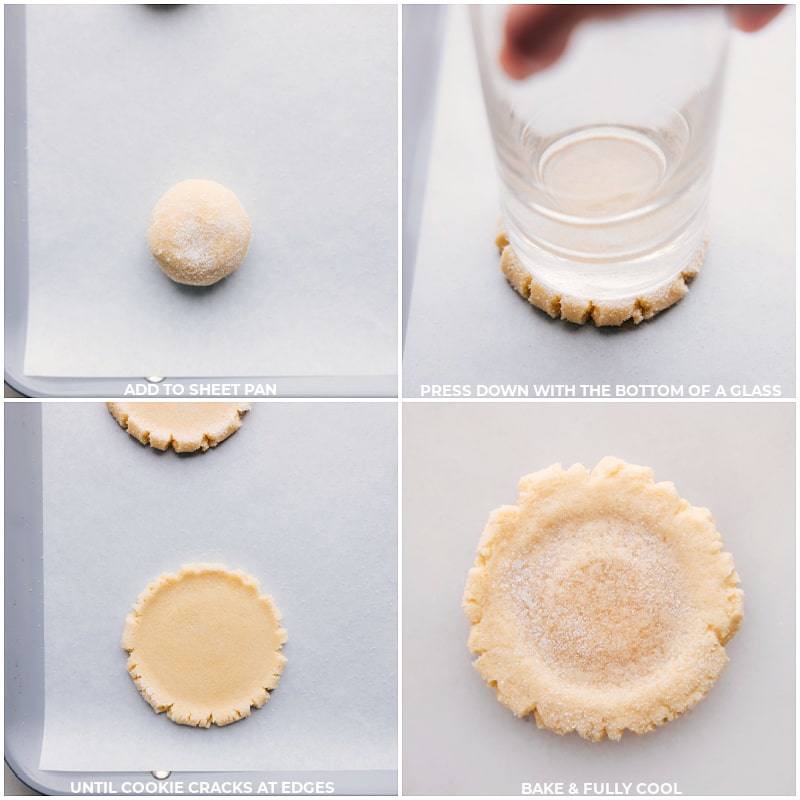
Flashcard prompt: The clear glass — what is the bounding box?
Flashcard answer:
[472,5,730,302]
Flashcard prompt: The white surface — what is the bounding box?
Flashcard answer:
[39,402,397,772]
[403,402,795,795]
[23,5,397,379]
[403,7,795,395]
[402,402,795,796]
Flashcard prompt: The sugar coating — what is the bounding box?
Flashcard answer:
[462,457,743,741]
[504,522,685,686]
[494,222,705,326]
[148,179,251,286]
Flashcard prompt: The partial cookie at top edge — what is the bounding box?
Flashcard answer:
[106,401,252,452]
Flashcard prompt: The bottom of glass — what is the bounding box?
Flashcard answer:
[497,223,706,326]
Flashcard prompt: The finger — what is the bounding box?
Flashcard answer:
[500,5,643,80]
[728,4,785,33]
[500,5,576,80]
[500,4,786,80]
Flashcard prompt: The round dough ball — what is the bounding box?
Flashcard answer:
[148,179,251,286]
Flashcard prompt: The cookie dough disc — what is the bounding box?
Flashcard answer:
[122,564,287,727]
[495,222,705,326]
[462,457,743,741]
[106,402,251,452]
[148,179,251,286]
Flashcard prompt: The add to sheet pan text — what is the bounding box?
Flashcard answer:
[124,383,278,397]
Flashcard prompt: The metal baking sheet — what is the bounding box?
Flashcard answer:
[5,401,397,794]
[402,401,795,795]
[5,5,397,397]
[402,6,796,397]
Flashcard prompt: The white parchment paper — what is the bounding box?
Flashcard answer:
[39,402,397,772]
[23,5,397,379]
[403,7,795,395]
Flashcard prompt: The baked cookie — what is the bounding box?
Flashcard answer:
[106,402,251,452]
[462,457,742,741]
[148,179,251,286]
[495,222,705,326]
[122,564,287,727]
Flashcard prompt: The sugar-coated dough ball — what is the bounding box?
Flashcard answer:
[148,179,251,286]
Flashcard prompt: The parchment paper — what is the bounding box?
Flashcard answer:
[39,402,397,772]
[403,402,795,795]
[22,5,397,379]
[403,7,795,395]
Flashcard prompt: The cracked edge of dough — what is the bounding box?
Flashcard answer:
[105,402,252,452]
[462,456,743,741]
[122,563,288,728]
[495,223,705,326]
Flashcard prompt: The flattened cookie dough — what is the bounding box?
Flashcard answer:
[495,222,705,326]
[462,457,743,741]
[106,402,251,452]
[122,564,287,727]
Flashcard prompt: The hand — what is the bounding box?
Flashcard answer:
[500,4,786,79]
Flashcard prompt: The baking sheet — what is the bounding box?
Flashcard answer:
[402,402,795,796]
[38,402,397,772]
[402,7,796,396]
[20,5,397,380]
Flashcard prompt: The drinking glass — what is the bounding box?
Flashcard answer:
[472,5,730,318]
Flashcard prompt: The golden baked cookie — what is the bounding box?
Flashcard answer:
[106,401,251,452]
[148,179,251,286]
[462,457,743,741]
[122,564,287,727]
[495,222,705,326]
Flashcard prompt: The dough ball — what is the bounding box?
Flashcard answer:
[148,179,251,286]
